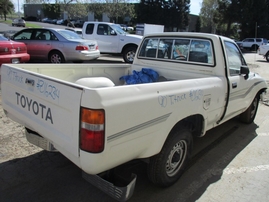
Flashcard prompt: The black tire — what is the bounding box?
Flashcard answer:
[265,52,269,62]
[240,95,260,124]
[49,51,65,63]
[251,44,259,51]
[147,127,193,187]
[123,46,137,63]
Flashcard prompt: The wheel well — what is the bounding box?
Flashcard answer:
[48,49,64,59]
[170,114,204,138]
[121,44,138,54]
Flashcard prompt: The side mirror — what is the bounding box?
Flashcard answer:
[240,65,249,79]
[111,30,116,35]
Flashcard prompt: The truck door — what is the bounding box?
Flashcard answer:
[96,24,119,53]
[223,41,253,119]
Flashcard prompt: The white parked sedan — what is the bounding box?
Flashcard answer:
[11,28,100,63]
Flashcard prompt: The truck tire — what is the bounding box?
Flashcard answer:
[265,52,269,62]
[49,51,65,63]
[251,44,259,51]
[240,95,260,124]
[123,46,137,63]
[147,127,192,187]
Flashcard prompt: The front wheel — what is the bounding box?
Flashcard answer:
[123,46,137,63]
[240,95,260,124]
[49,51,65,63]
[147,127,193,187]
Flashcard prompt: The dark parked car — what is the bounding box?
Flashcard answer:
[74,20,85,28]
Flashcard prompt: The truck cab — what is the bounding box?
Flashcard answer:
[82,22,142,63]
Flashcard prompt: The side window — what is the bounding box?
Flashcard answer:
[34,30,51,40]
[86,24,94,34]
[138,38,159,57]
[97,24,111,35]
[50,32,58,41]
[224,41,246,76]
[13,30,32,40]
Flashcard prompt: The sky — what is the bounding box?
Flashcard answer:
[12,0,202,15]
[190,0,202,15]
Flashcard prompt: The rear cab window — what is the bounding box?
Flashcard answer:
[138,36,214,65]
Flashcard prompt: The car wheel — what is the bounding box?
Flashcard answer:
[251,44,259,51]
[147,127,192,187]
[240,95,260,124]
[123,46,137,63]
[49,51,65,63]
[266,52,269,62]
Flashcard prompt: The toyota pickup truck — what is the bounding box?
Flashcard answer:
[82,21,143,63]
[1,32,267,201]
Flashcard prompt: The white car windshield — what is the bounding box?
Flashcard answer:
[111,24,126,35]
[57,30,81,39]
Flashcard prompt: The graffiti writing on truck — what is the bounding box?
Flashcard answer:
[36,79,60,100]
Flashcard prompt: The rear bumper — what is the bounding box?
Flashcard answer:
[66,50,100,61]
[0,53,30,64]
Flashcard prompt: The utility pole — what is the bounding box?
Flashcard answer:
[18,0,20,17]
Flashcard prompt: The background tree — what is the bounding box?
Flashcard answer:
[0,0,14,20]
[102,0,135,23]
[136,0,190,31]
[199,0,219,33]
[195,16,201,32]
[42,4,61,19]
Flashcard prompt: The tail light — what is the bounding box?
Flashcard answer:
[76,45,89,50]
[80,108,105,153]
[0,47,9,55]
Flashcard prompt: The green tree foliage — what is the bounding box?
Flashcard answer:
[199,0,219,33]
[136,0,190,31]
[100,0,135,23]
[200,0,269,39]
[42,4,61,19]
[195,16,201,32]
[0,0,14,20]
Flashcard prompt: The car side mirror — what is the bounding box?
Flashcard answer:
[240,65,249,80]
[111,30,116,35]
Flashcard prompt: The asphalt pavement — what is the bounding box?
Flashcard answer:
[0,21,269,201]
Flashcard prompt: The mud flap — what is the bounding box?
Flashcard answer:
[82,171,137,201]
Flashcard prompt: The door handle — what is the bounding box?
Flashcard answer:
[232,82,237,88]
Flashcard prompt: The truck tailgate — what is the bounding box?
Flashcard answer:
[1,65,83,160]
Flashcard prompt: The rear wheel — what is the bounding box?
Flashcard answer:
[49,51,65,63]
[251,44,259,51]
[147,127,192,187]
[240,95,260,124]
[265,52,269,62]
[123,46,137,63]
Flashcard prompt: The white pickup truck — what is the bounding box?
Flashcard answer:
[82,21,143,63]
[258,43,269,61]
[1,32,267,201]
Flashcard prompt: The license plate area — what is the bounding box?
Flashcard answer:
[12,58,20,64]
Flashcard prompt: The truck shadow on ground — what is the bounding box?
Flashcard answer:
[0,117,258,202]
